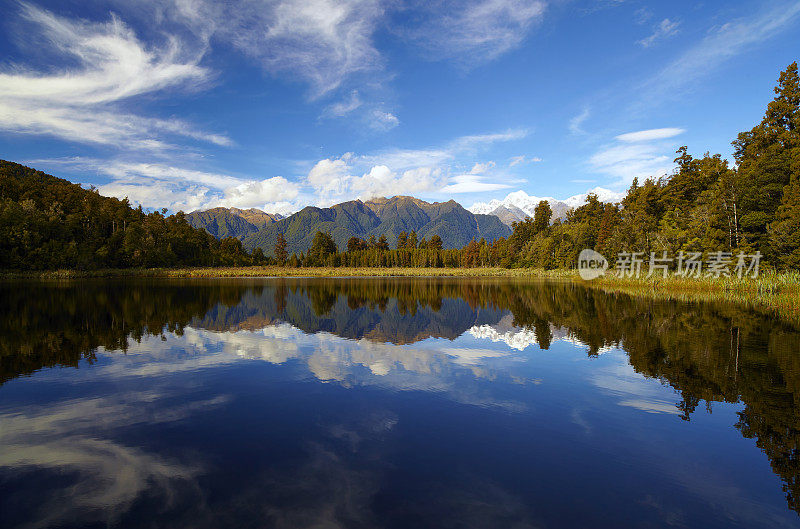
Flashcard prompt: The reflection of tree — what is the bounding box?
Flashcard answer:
[0,280,252,384]
[2,278,800,514]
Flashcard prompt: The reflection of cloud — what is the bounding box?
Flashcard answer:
[468,315,615,353]
[592,358,680,415]
[0,391,224,528]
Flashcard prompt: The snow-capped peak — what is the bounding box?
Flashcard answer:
[469,187,624,223]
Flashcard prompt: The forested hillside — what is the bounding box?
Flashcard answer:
[503,62,800,271]
[0,161,261,269]
[185,207,283,238]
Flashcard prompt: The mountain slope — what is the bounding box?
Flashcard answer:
[242,196,511,255]
[470,188,624,226]
[185,207,284,239]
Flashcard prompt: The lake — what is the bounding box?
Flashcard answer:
[1,277,798,528]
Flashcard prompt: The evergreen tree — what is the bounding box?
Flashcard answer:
[769,177,800,270]
[274,232,288,266]
[733,62,800,256]
[307,231,337,265]
[533,200,552,234]
[377,235,390,251]
[396,231,408,249]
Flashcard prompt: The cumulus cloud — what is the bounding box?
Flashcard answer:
[305,157,443,202]
[638,18,680,48]
[303,129,526,202]
[0,3,224,150]
[34,158,300,212]
[404,0,547,64]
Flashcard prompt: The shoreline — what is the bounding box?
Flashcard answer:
[3,266,798,322]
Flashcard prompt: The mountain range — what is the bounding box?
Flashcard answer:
[186,196,511,256]
[469,187,624,225]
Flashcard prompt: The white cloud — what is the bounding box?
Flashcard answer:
[370,109,400,130]
[0,4,224,150]
[569,107,590,135]
[33,158,300,212]
[616,128,684,142]
[588,141,676,187]
[470,161,496,174]
[405,0,547,64]
[322,90,363,117]
[509,155,541,166]
[440,174,512,194]
[638,18,680,48]
[303,129,525,202]
[213,0,384,98]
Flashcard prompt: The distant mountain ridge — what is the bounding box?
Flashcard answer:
[185,207,284,239]
[469,188,624,226]
[242,196,511,255]
[186,196,511,255]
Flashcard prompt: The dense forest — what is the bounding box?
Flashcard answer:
[0,161,267,269]
[1,62,798,272]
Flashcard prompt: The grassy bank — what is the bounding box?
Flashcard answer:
[3,266,798,322]
[1,266,569,279]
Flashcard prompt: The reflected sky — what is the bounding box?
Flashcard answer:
[0,278,798,528]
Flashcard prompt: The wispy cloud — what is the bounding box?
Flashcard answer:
[322,90,363,118]
[616,127,684,142]
[217,0,385,98]
[508,155,541,167]
[403,0,546,64]
[640,2,800,102]
[569,107,590,135]
[0,3,225,150]
[370,109,400,131]
[638,18,680,48]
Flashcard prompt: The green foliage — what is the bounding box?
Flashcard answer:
[275,232,288,266]
[307,231,338,265]
[0,161,263,270]
[770,177,800,269]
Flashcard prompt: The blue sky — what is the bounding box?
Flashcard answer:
[1,0,799,214]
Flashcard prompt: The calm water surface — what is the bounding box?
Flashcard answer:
[1,278,799,528]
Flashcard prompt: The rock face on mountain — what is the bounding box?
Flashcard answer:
[185,207,283,239]
[238,196,511,256]
[469,188,624,226]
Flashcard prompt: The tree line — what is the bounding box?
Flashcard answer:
[0,161,268,270]
[277,62,800,272]
[2,62,798,272]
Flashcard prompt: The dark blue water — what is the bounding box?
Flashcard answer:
[0,278,798,528]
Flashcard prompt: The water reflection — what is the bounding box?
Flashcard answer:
[1,278,799,527]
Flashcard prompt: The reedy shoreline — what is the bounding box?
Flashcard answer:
[3,266,798,323]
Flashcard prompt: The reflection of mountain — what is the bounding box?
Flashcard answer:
[192,286,507,344]
[3,278,800,514]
